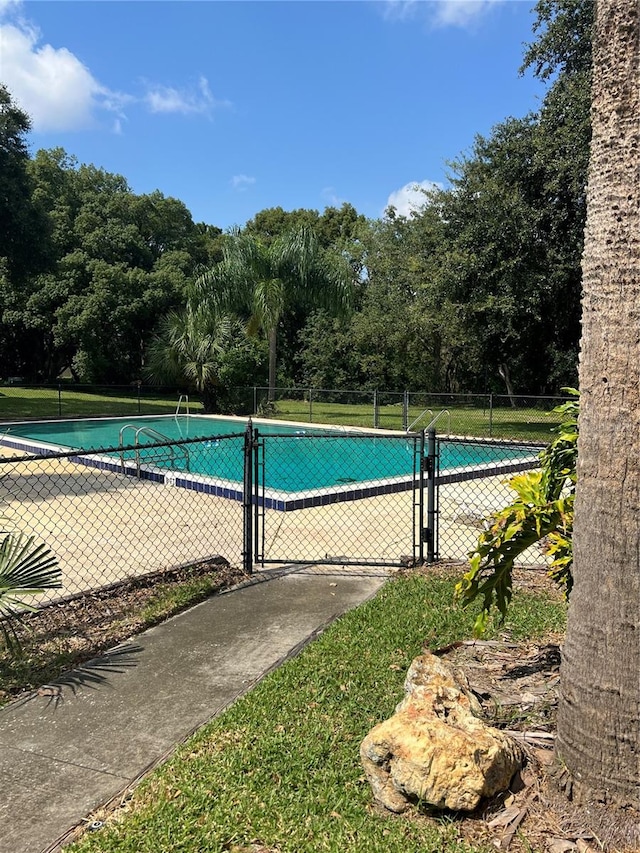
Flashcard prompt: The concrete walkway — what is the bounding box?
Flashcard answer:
[0,565,389,853]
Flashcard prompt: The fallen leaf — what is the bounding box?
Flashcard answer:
[494,807,529,849]
[487,805,522,828]
[547,838,576,852]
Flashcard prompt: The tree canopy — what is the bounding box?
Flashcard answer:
[195,226,354,399]
[0,1,594,401]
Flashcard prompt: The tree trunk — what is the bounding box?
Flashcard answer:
[267,325,277,403]
[201,384,218,414]
[557,0,640,811]
[497,363,516,408]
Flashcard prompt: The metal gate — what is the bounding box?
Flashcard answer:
[243,426,435,569]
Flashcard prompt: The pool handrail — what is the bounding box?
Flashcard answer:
[425,409,451,434]
[175,395,190,418]
[406,409,434,433]
[407,408,452,435]
[118,424,190,477]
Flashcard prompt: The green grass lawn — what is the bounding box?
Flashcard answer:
[0,387,561,441]
[269,398,562,441]
[0,387,203,421]
[69,572,566,853]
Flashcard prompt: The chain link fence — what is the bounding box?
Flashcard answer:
[1,383,569,441]
[433,436,546,564]
[246,387,570,440]
[0,436,245,605]
[0,422,548,616]
[255,431,424,567]
[0,382,200,422]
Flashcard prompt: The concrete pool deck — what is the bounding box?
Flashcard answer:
[0,445,245,598]
[0,564,390,853]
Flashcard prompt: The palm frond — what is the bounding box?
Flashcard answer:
[271,226,319,285]
[252,278,285,334]
[0,532,60,606]
[0,530,60,654]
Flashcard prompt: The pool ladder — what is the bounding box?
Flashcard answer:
[119,424,190,478]
[175,395,190,417]
[406,408,451,434]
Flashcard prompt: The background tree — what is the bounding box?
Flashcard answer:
[352,208,445,391]
[1,145,208,382]
[423,0,593,397]
[556,0,639,824]
[0,86,52,373]
[196,226,353,400]
[0,86,51,284]
[145,305,266,412]
[245,204,365,388]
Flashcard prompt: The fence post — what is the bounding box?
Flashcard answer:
[57,383,62,417]
[309,388,313,423]
[242,419,254,575]
[418,429,425,564]
[403,390,409,431]
[426,427,437,564]
[373,390,379,429]
[489,393,494,437]
[137,380,142,414]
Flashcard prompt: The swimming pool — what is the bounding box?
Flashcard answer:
[0,415,540,509]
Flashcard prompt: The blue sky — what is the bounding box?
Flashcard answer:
[1,1,547,229]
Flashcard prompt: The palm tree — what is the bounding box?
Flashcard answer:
[196,226,353,401]
[556,0,639,820]
[0,526,60,653]
[145,306,240,412]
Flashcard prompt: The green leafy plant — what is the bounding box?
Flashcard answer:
[0,524,60,653]
[456,390,578,635]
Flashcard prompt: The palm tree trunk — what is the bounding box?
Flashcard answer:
[267,325,277,403]
[556,0,640,810]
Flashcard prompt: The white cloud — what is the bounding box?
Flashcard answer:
[0,17,129,131]
[0,5,229,133]
[382,0,500,28]
[321,186,345,207]
[431,0,500,28]
[385,180,442,217]
[144,76,230,116]
[381,1,419,23]
[0,0,21,17]
[231,174,256,191]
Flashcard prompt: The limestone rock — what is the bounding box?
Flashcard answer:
[360,652,523,813]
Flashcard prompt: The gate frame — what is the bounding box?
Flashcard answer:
[249,427,437,570]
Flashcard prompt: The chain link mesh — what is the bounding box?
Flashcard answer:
[434,437,546,565]
[0,436,245,605]
[257,432,422,566]
[0,426,549,612]
[249,387,569,439]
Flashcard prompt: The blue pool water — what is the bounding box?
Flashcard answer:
[1,415,538,495]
